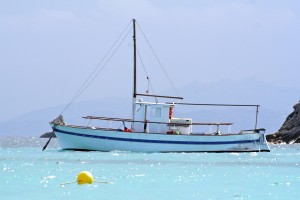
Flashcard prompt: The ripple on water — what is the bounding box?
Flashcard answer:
[1,138,300,199]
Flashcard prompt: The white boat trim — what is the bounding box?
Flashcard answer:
[52,124,270,152]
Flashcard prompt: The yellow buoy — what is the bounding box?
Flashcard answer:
[60,171,112,186]
[77,171,94,185]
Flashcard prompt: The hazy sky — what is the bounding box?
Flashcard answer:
[1,0,300,122]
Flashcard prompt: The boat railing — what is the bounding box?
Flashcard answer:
[172,102,260,130]
[82,116,233,134]
[83,116,232,126]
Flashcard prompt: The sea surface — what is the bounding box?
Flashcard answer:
[1,136,300,200]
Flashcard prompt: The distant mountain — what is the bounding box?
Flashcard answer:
[0,100,286,137]
[1,79,295,136]
[0,97,132,136]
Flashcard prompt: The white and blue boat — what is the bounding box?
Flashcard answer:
[50,19,270,152]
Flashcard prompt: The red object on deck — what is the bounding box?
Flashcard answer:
[124,127,132,132]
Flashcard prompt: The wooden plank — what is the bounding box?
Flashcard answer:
[175,102,259,107]
[136,93,184,100]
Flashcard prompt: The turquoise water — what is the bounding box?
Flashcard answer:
[1,137,300,200]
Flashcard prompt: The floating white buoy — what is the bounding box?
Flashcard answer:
[60,171,112,186]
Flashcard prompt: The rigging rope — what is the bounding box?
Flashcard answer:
[60,21,133,115]
[136,21,181,100]
[137,48,158,102]
[59,19,182,115]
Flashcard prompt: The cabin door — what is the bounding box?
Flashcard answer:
[148,106,169,134]
[143,105,150,133]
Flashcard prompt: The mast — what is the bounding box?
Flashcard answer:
[133,18,137,98]
[131,19,137,129]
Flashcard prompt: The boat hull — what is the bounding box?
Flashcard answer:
[51,124,270,152]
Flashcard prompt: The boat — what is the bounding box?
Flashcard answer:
[49,19,270,152]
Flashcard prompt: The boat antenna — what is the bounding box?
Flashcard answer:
[137,48,158,102]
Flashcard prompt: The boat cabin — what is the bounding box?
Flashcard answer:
[132,98,192,134]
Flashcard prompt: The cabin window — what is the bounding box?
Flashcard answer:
[152,108,161,117]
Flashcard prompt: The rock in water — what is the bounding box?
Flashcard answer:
[267,101,300,144]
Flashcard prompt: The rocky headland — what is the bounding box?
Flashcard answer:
[267,101,300,144]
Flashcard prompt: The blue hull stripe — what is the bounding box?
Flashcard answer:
[54,128,260,145]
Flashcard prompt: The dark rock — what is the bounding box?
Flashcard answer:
[267,101,300,144]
